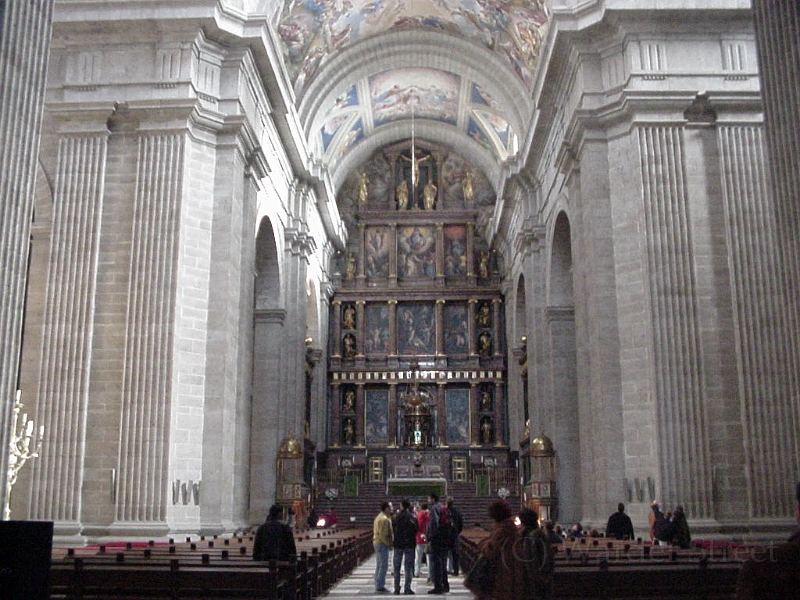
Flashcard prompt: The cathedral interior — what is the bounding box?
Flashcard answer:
[1,0,798,541]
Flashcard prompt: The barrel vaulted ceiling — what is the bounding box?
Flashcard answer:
[275,0,551,193]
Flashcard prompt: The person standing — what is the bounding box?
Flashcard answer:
[426,492,454,594]
[519,508,555,600]
[393,499,418,595]
[253,504,297,561]
[735,482,800,599]
[373,501,394,593]
[415,501,431,577]
[648,500,662,542]
[464,500,525,600]
[446,496,464,576]
[605,503,635,540]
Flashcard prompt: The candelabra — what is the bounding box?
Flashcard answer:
[4,390,44,520]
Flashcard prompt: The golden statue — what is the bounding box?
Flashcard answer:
[397,180,409,210]
[357,171,369,203]
[463,168,474,203]
[423,180,437,210]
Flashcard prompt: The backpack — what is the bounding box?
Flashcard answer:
[439,505,452,528]
[433,505,455,547]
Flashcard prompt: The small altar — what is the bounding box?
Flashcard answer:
[386,476,447,498]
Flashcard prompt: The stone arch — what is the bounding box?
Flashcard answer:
[254,217,281,310]
[250,215,285,520]
[547,210,580,523]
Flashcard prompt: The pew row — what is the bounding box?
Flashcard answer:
[459,527,743,599]
[50,527,372,600]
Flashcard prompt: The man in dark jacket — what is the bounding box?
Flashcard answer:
[446,497,464,575]
[393,498,418,595]
[253,504,297,561]
[605,503,635,540]
[426,492,453,594]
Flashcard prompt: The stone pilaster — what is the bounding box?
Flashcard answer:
[29,127,108,535]
[0,0,54,508]
[638,125,713,518]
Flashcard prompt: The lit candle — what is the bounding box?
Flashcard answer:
[26,420,33,436]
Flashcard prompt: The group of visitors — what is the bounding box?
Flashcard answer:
[372,492,464,595]
[253,481,800,600]
[647,500,692,548]
[464,500,555,600]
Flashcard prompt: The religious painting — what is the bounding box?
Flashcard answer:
[278,0,550,90]
[365,226,391,278]
[398,225,436,278]
[443,304,468,355]
[336,118,363,159]
[444,225,467,277]
[440,154,496,207]
[370,68,459,127]
[468,116,495,155]
[365,389,389,445]
[365,304,390,354]
[446,388,470,445]
[397,303,435,355]
[473,109,512,153]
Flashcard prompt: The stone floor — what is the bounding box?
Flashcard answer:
[322,553,474,598]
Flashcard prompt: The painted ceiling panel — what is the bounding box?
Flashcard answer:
[279,0,550,93]
[370,68,460,127]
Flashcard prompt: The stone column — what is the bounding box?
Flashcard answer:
[331,300,342,358]
[28,122,109,535]
[467,299,478,357]
[355,383,366,447]
[436,383,447,447]
[0,0,54,509]
[388,223,398,288]
[637,125,712,517]
[435,299,445,357]
[330,383,342,448]
[470,383,480,446]
[435,223,445,287]
[388,384,398,447]
[492,298,503,357]
[388,300,398,359]
[493,382,506,447]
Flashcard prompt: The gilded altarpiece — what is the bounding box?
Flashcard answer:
[325,141,509,482]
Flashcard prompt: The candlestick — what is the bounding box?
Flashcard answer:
[4,390,44,520]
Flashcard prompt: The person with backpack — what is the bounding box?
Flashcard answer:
[426,492,453,594]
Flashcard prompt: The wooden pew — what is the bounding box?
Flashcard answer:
[459,527,744,600]
[50,527,373,600]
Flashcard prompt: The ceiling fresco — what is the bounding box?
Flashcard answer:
[279,0,550,93]
[278,0,549,196]
[314,68,516,168]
